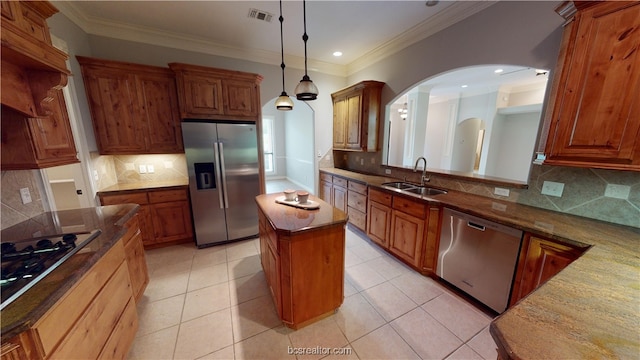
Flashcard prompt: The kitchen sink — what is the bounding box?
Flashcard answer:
[381,182,448,197]
[403,187,448,196]
[381,182,418,190]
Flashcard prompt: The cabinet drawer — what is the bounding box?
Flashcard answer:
[320,172,333,183]
[148,188,188,203]
[393,196,427,218]
[348,181,367,195]
[348,207,366,231]
[333,177,348,188]
[369,188,392,206]
[100,192,148,205]
[35,242,127,356]
[348,191,367,213]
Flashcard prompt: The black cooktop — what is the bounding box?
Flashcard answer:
[0,229,102,310]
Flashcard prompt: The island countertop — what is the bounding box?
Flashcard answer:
[319,167,640,359]
[255,193,348,234]
[0,204,139,342]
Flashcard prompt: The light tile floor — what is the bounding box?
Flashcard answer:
[128,227,498,360]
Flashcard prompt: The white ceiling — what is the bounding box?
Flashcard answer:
[52,0,497,76]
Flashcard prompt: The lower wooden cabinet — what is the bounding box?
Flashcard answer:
[367,187,441,274]
[509,234,586,306]
[332,177,348,212]
[99,187,194,248]
[319,171,368,231]
[122,215,150,302]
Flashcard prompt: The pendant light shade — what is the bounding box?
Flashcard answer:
[276,0,293,111]
[295,0,318,101]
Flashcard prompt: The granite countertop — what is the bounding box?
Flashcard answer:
[319,167,640,359]
[255,193,348,235]
[0,204,139,342]
[97,179,188,195]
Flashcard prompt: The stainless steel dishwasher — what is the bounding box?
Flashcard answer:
[437,208,523,313]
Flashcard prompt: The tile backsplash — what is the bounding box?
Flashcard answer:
[330,150,640,229]
[1,170,49,230]
[92,152,188,189]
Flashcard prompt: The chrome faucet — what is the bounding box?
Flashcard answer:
[413,156,429,186]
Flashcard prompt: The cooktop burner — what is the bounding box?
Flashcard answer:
[1,229,102,310]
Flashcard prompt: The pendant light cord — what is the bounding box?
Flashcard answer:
[302,0,309,77]
[279,0,286,92]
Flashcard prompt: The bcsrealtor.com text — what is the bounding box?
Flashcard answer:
[287,346,353,356]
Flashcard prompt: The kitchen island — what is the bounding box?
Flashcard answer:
[0,204,146,359]
[255,193,348,329]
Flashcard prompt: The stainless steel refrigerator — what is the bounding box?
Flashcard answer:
[182,120,260,248]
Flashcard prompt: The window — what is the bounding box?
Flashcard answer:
[262,116,275,175]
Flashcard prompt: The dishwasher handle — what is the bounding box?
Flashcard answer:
[467,221,486,231]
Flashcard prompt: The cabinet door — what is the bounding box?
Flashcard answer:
[346,93,363,149]
[223,79,259,118]
[151,200,194,244]
[180,74,224,118]
[332,98,347,149]
[367,201,391,248]
[137,72,183,153]
[332,185,347,212]
[81,66,146,154]
[544,2,640,169]
[389,210,424,267]
[27,90,78,164]
[266,239,281,318]
[420,206,441,274]
[319,180,333,205]
[510,235,584,306]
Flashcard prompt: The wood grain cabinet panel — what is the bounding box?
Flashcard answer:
[1,90,78,170]
[78,56,183,154]
[543,1,640,170]
[331,81,384,152]
[509,234,586,306]
[389,209,425,268]
[122,215,149,302]
[367,195,391,248]
[169,63,262,121]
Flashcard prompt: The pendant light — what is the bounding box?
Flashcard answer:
[275,0,294,111]
[294,0,318,101]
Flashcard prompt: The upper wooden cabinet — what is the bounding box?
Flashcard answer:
[77,56,184,155]
[331,80,384,152]
[169,63,263,121]
[1,0,78,170]
[542,1,640,170]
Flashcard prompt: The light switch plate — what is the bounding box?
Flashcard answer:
[604,184,630,199]
[385,169,392,175]
[541,181,564,197]
[147,165,155,173]
[139,165,147,174]
[494,187,510,197]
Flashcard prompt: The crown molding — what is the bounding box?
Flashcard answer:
[346,1,497,76]
[53,1,496,78]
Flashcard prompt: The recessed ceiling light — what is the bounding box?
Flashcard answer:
[333,51,342,57]
[494,69,504,74]
[461,85,468,88]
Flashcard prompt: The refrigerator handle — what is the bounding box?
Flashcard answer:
[219,142,229,209]
[213,142,225,209]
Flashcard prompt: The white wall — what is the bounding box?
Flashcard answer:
[284,103,314,192]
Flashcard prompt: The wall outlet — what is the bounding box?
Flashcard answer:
[20,188,32,204]
[147,165,155,173]
[604,184,630,199]
[541,181,564,197]
[360,158,364,165]
[385,169,392,175]
[93,170,99,181]
[494,187,510,197]
[139,164,147,174]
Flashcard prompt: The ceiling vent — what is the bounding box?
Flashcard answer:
[248,8,273,23]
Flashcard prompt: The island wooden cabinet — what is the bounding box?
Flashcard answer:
[256,193,346,329]
[509,233,586,306]
[169,63,263,121]
[542,1,640,170]
[99,188,193,248]
[331,81,384,152]
[77,56,184,155]
[121,214,149,302]
[1,90,79,170]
